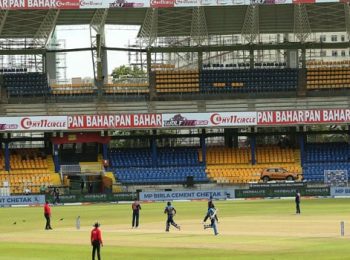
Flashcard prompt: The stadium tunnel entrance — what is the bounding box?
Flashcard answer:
[51,132,111,194]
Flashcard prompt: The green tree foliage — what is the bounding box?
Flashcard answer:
[111,65,146,82]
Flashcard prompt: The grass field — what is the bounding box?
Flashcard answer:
[0,198,350,259]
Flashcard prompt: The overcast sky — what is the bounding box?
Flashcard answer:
[55,25,140,80]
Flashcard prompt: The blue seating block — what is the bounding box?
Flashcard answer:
[3,72,50,97]
[303,143,350,182]
[109,147,208,184]
[199,68,298,94]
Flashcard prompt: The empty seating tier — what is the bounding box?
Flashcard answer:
[0,172,52,194]
[204,146,301,184]
[0,149,58,194]
[151,64,175,69]
[155,70,200,93]
[207,164,302,184]
[109,147,208,184]
[4,72,50,97]
[303,143,350,182]
[115,166,207,184]
[109,147,200,167]
[204,147,251,164]
[103,82,149,95]
[51,83,96,95]
[307,67,350,90]
[256,147,296,163]
[200,68,298,93]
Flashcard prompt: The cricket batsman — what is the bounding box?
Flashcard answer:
[203,204,219,236]
[204,196,219,223]
[164,201,181,232]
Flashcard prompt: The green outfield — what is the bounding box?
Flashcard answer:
[0,198,350,259]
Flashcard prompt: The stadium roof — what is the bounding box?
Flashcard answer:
[0,3,348,38]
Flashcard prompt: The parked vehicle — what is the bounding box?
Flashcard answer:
[260,167,301,182]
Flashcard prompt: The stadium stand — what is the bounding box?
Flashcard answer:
[1,3,350,194]
[303,143,350,182]
[0,149,60,194]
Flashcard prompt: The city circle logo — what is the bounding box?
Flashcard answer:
[56,0,80,8]
[80,0,103,6]
[150,0,175,7]
[20,117,67,130]
[210,113,257,126]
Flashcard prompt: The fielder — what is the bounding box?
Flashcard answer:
[164,201,181,232]
[203,205,219,236]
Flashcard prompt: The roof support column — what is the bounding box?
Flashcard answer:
[0,10,7,69]
[90,9,108,90]
[345,3,350,40]
[198,50,203,71]
[32,9,60,73]
[190,7,208,46]
[0,10,8,37]
[140,8,158,47]
[293,4,311,43]
[241,4,260,44]
[301,47,306,69]
[147,50,156,100]
[249,48,254,69]
[33,9,60,47]
[298,48,307,96]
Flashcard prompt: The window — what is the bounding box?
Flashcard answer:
[320,50,327,57]
[341,50,346,57]
[224,39,232,45]
[233,36,239,43]
[332,50,338,57]
[320,35,326,42]
[341,35,345,42]
[331,35,338,42]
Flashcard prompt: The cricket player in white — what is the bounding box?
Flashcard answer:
[203,206,219,235]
